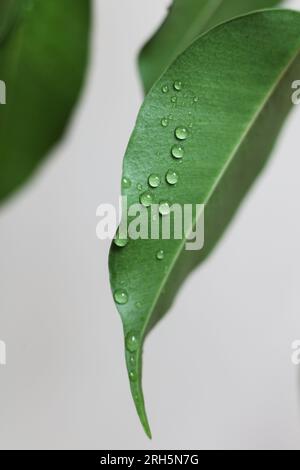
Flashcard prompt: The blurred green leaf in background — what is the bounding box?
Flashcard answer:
[0,0,20,42]
[0,0,91,204]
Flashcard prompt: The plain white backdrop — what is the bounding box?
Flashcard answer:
[0,0,300,450]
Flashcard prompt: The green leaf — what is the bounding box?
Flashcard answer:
[0,0,91,203]
[0,0,20,42]
[109,10,300,437]
[139,0,283,94]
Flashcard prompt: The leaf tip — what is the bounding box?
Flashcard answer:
[131,382,152,440]
[126,347,152,439]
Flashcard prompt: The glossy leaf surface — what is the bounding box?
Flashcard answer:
[110,10,300,437]
[139,0,282,93]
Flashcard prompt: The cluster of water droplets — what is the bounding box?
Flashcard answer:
[114,81,198,312]
[112,80,201,397]
[125,331,139,382]
[134,81,190,221]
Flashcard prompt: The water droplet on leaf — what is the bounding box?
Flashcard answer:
[174,80,183,91]
[129,370,137,382]
[161,118,169,127]
[129,355,135,364]
[148,174,161,188]
[166,170,178,185]
[114,233,128,248]
[156,250,165,260]
[126,332,139,352]
[159,201,170,216]
[162,84,169,93]
[140,191,153,207]
[114,289,128,305]
[122,177,131,190]
[171,144,184,159]
[175,127,188,140]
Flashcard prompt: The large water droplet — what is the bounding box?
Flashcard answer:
[156,250,165,260]
[114,232,128,248]
[114,289,128,305]
[175,127,188,140]
[140,191,153,207]
[171,144,184,159]
[166,170,178,185]
[159,201,170,216]
[148,174,161,188]
[173,80,183,91]
[126,332,139,352]
[122,177,131,190]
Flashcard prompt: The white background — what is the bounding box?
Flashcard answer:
[0,0,300,450]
